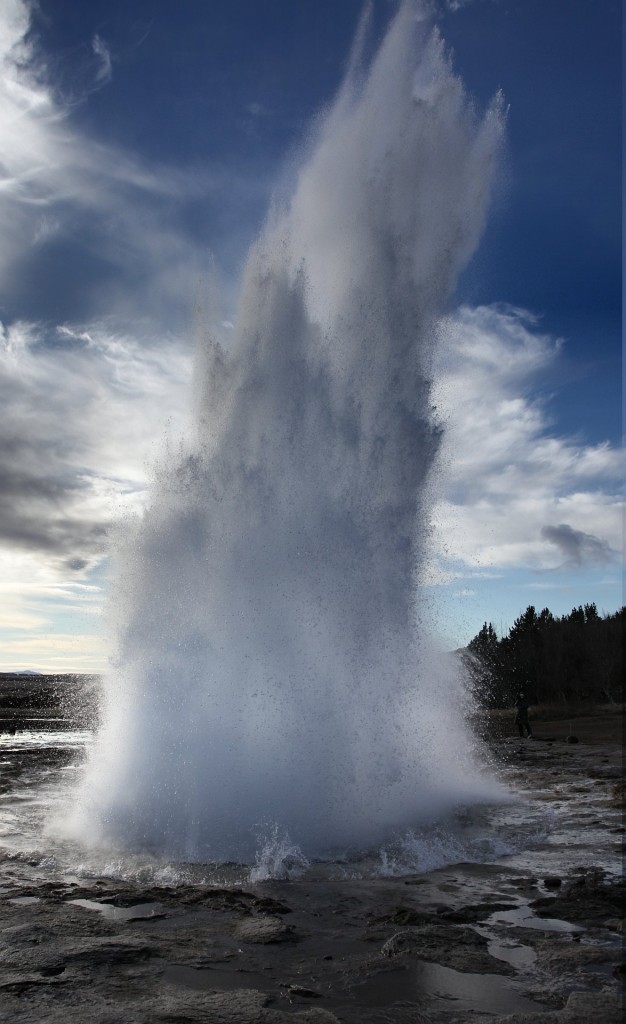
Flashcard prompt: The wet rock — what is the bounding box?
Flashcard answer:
[381,923,514,975]
[282,983,322,997]
[543,877,562,890]
[530,871,624,925]
[436,901,518,923]
[492,989,622,1024]
[381,929,419,957]
[146,988,340,1024]
[145,987,270,1023]
[252,896,292,915]
[564,991,622,1023]
[288,1011,340,1024]
[95,890,163,908]
[1,934,156,976]
[390,906,438,926]
[0,981,339,1024]
[0,972,69,993]
[541,944,617,971]
[235,914,296,944]
[367,905,437,928]
[607,780,626,807]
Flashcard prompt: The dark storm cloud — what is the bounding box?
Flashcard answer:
[540,523,612,569]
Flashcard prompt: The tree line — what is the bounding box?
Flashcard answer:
[463,603,624,708]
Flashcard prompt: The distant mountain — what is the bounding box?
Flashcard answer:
[12,670,42,676]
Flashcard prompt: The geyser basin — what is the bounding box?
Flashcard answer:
[69,0,506,864]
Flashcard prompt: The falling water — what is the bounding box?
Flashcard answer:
[71,1,505,866]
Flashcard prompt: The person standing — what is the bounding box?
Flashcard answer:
[514,693,533,738]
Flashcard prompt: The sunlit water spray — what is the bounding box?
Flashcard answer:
[67,1,506,868]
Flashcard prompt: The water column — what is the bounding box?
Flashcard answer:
[73,0,505,864]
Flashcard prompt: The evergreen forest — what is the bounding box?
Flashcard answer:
[463,604,624,708]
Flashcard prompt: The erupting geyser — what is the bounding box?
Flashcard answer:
[73,1,505,865]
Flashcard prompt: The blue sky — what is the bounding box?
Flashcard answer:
[0,0,622,670]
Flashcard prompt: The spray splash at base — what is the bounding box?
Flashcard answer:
[70,1,506,866]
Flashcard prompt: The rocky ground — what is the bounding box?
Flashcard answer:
[0,712,623,1023]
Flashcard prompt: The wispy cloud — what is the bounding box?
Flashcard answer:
[444,0,495,12]
[91,34,112,87]
[0,1,258,330]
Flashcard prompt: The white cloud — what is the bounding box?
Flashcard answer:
[0,313,195,670]
[0,317,193,577]
[0,1,272,670]
[430,304,623,576]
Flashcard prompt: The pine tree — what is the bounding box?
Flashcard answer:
[465,603,624,708]
[465,622,503,707]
